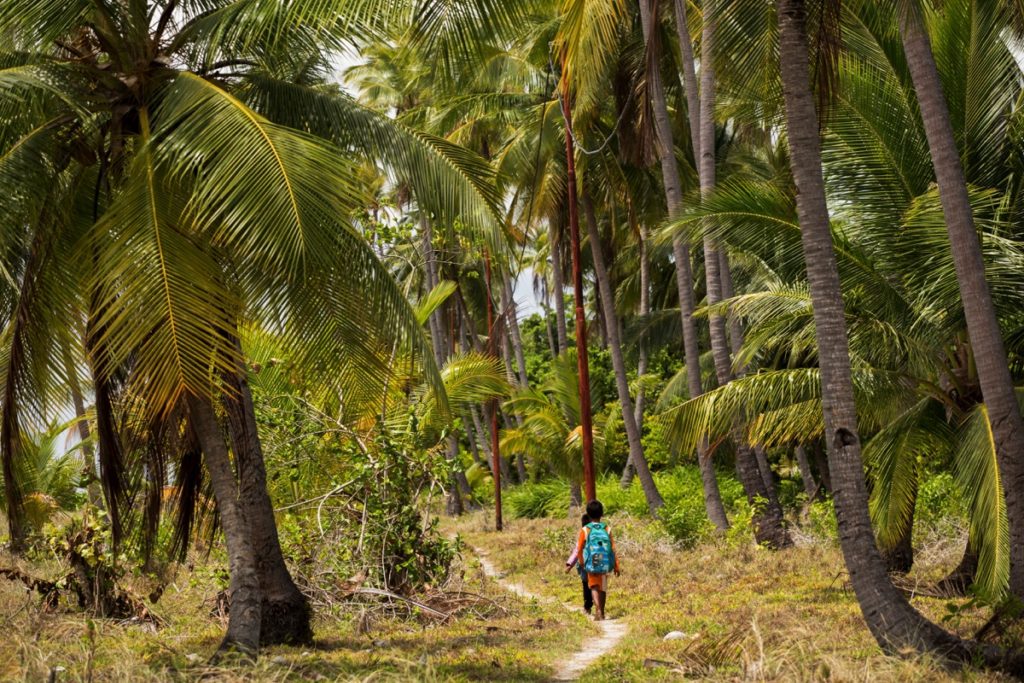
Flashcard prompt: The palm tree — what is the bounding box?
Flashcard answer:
[0,0,500,655]
[636,0,730,530]
[0,419,85,534]
[683,0,790,545]
[582,191,664,512]
[502,350,607,491]
[894,0,1024,598]
[771,0,1021,666]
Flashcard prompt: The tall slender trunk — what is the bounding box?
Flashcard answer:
[549,221,569,354]
[484,251,503,529]
[719,250,743,360]
[560,74,597,503]
[777,0,984,660]
[634,224,651,430]
[622,223,652,488]
[898,2,1024,598]
[498,289,530,484]
[543,304,559,359]
[673,0,702,160]
[638,0,727,529]
[502,278,530,387]
[422,220,465,515]
[187,394,262,657]
[222,360,313,646]
[582,194,664,513]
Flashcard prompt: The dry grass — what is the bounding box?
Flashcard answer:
[449,510,1013,682]
[0,509,1016,681]
[0,545,586,682]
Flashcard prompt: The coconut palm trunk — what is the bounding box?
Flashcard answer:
[422,220,466,515]
[622,221,652,487]
[221,357,312,646]
[502,278,530,386]
[897,0,1024,598]
[187,393,262,657]
[775,0,993,660]
[582,194,664,512]
[638,0,728,530]
[549,220,570,354]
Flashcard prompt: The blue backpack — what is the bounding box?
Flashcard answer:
[582,522,614,574]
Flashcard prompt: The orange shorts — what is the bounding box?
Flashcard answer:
[586,573,609,591]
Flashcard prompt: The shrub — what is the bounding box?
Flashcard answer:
[915,472,966,533]
[807,497,838,543]
[506,479,571,519]
[661,501,712,548]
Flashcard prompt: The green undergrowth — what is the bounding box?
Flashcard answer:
[505,467,748,547]
[450,511,1010,682]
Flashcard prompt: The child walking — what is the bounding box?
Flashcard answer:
[568,500,619,620]
[564,513,594,614]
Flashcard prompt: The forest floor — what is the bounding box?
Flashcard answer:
[0,510,1016,681]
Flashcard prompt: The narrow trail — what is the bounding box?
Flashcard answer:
[470,547,628,681]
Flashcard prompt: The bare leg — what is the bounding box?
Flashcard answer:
[597,590,607,620]
[590,588,602,620]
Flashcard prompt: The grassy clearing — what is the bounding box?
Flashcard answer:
[450,510,1012,682]
[0,545,586,682]
[0,506,1015,681]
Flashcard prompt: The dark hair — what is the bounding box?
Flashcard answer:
[585,500,604,521]
[580,514,590,526]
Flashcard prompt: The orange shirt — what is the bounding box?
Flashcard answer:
[575,523,619,573]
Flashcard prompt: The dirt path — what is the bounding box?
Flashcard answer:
[470,547,628,681]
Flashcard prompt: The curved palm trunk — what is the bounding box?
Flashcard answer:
[638,0,728,530]
[897,2,1024,598]
[937,542,978,596]
[776,0,1002,662]
[222,367,313,646]
[582,194,664,513]
[187,394,261,658]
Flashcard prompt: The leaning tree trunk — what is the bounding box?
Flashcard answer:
[776,0,1003,663]
[638,0,728,530]
[898,2,1024,599]
[583,194,664,513]
[222,364,313,646]
[187,394,262,657]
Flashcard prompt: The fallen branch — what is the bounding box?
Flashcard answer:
[352,587,451,620]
